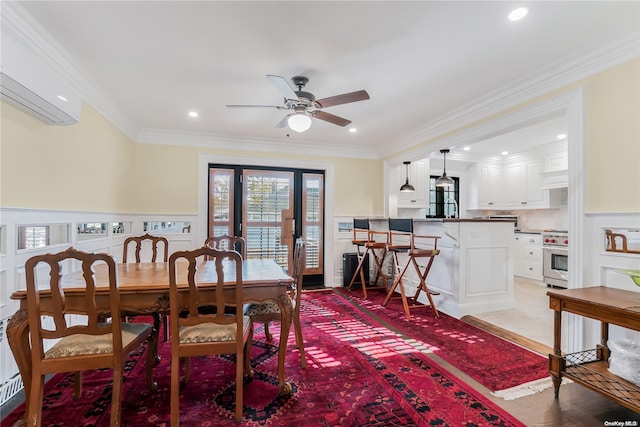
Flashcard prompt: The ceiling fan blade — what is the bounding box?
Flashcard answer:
[315,90,370,108]
[313,110,352,127]
[267,75,299,101]
[225,104,285,109]
[275,114,292,128]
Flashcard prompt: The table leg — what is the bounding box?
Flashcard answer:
[276,292,293,395]
[549,308,564,398]
[6,309,31,422]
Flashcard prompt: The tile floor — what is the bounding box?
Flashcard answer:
[471,278,568,349]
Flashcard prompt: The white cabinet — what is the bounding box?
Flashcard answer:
[504,160,548,208]
[513,233,543,280]
[470,157,558,210]
[503,162,525,207]
[477,163,502,208]
[397,160,429,208]
[541,150,568,189]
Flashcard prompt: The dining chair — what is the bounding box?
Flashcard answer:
[24,247,157,427]
[204,234,247,257]
[168,246,252,425]
[122,233,170,341]
[244,237,307,368]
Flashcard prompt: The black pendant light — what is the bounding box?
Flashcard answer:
[399,161,416,192]
[435,149,454,187]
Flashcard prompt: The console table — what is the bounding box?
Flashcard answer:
[547,286,640,412]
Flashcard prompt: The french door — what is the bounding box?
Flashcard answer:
[208,165,324,286]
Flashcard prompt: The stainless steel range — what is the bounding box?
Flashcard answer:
[543,230,568,288]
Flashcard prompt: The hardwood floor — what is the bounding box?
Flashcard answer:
[460,279,639,425]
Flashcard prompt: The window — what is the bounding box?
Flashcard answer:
[426,176,460,218]
[17,223,70,250]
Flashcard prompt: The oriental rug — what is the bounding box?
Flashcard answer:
[336,287,549,392]
[2,291,526,426]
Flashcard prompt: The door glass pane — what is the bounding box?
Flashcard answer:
[243,170,293,270]
[303,173,323,274]
[209,168,234,237]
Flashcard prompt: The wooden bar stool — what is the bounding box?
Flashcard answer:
[347,219,390,299]
[382,233,441,320]
[386,218,414,290]
[347,218,370,294]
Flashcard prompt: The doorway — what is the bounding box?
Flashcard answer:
[208,164,324,286]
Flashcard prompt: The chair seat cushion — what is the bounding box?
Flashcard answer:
[244,302,281,317]
[179,315,250,343]
[45,322,151,359]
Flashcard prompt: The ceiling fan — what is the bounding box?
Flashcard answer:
[226,75,370,132]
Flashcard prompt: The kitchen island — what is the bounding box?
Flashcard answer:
[370,218,516,318]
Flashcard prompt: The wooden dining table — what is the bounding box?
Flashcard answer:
[7,258,296,418]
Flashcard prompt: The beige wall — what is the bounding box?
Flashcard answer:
[2,58,638,215]
[582,58,640,212]
[1,103,385,216]
[1,102,134,212]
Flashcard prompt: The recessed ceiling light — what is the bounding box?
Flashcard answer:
[463,146,471,151]
[188,111,199,118]
[349,128,357,133]
[508,7,528,21]
[557,133,567,140]
[56,95,68,102]
[501,151,509,156]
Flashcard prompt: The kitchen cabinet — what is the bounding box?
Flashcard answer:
[541,150,568,189]
[397,160,429,208]
[504,160,548,208]
[469,157,560,210]
[514,233,543,280]
[476,163,503,208]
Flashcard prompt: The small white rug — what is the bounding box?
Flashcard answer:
[491,377,573,400]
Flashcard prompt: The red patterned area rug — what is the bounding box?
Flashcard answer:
[3,291,525,426]
[336,287,549,392]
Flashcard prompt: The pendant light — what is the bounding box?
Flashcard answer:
[435,149,454,187]
[399,161,416,192]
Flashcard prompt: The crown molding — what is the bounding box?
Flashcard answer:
[5,1,638,160]
[378,32,640,159]
[136,129,377,159]
[1,1,139,138]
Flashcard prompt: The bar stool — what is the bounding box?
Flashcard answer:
[347,219,390,299]
[382,233,441,320]
[386,218,414,288]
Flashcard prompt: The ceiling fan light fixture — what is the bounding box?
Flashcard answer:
[435,149,454,187]
[288,113,312,133]
[400,161,416,192]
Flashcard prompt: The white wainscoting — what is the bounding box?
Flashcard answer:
[0,207,198,405]
[582,212,640,350]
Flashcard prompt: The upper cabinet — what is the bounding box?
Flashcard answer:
[503,159,548,208]
[396,160,429,208]
[476,163,503,208]
[541,150,568,189]
[468,149,566,210]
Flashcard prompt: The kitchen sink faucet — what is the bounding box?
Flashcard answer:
[445,198,458,218]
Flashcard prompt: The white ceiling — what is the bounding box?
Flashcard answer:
[9,1,640,159]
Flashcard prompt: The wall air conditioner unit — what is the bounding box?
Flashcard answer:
[1,36,80,125]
